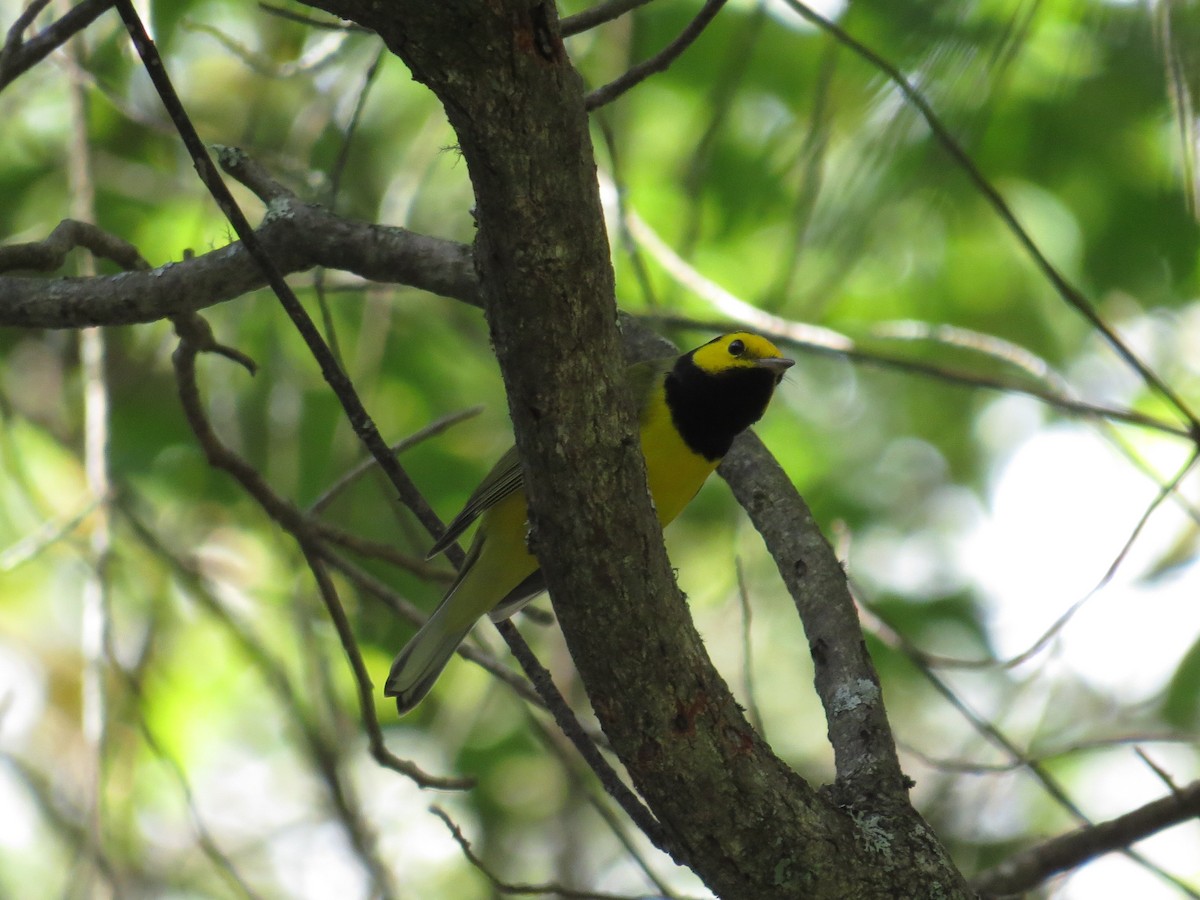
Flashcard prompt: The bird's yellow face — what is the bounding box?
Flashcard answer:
[689,332,792,381]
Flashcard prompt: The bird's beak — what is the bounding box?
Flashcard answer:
[755,356,795,374]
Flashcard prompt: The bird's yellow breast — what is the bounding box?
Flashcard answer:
[456,382,717,623]
[639,384,720,526]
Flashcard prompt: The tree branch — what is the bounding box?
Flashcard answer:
[585,0,728,110]
[0,0,114,93]
[0,192,476,329]
[305,2,973,897]
[780,0,1200,436]
[170,311,469,792]
[972,780,1200,897]
[430,805,675,899]
[0,218,148,274]
[718,434,907,803]
[561,0,655,37]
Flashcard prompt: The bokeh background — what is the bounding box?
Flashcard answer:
[2,0,1199,896]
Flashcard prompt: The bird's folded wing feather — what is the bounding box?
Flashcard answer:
[426,445,524,558]
[425,355,671,560]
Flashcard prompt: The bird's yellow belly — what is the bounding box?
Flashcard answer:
[466,402,715,621]
[640,399,719,526]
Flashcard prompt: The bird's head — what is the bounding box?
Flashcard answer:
[688,332,794,384]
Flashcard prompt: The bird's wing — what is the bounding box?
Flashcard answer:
[624,355,673,424]
[426,353,673,560]
[426,445,524,558]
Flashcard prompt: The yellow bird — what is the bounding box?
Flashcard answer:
[386,332,793,713]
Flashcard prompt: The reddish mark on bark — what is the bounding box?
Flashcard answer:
[513,3,564,65]
[723,725,756,758]
[671,693,708,737]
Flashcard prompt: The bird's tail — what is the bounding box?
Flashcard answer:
[384,598,476,715]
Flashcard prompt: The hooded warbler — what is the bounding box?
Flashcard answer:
[386,332,793,713]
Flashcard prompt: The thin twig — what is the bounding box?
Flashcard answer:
[1,751,124,891]
[0,218,148,273]
[430,806,675,899]
[1134,747,1182,797]
[717,431,908,803]
[523,712,678,897]
[766,37,838,306]
[972,780,1200,897]
[734,557,764,736]
[312,44,386,364]
[295,545,403,899]
[256,2,372,33]
[183,17,352,78]
[118,496,398,896]
[63,23,114,891]
[585,0,729,110]
[625,212,1191,438]
[310,520,452,581]
[596,125,661,309]
[322,550,559,713]
[872,603,1200,898]
[113,1,450,544]
[780,0,1200,436]
[0,496,100,570]
[561,0,655,37]
[902,733,1199,774]
[118,670,263,900]
[674,4,767,266]
[310,406,483,515]
[861,447,1200,673]
[659,312,1190,437]
[0,0,113,93]
[869,319,1066,392]
[169,311,468,790]
[494,619,673,852]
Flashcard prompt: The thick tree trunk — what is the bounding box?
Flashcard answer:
[300,2,975,897]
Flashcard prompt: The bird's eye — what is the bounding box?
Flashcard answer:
[728,339,745,357]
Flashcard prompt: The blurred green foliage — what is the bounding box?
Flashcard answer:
[1,0,1199,897]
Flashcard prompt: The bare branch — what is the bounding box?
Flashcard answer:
[257,2,371,33]
[0,496,100,570]
[4,0,53,52]
[972,781,1200,897]
[780,0,1200,436]
[116,671,264,899]
[861,445,1200,677]
[561,0,655,37]
[169,311,469,791]
[0,0,113,93]
[118,498,389,897]
[321,550,559,714]
[0,218,148,274]
[646,312,1190,439]
[717,432,908,804]
[586,0,728,110]
[310,519,451,580]
[902,733,1199,774]
[494,619,671,851]
[430,805,679,900]
[622,200,1192,439]
[115,0,465,550]
[310,406,483,515]
[0,198,476,329]
[295,546,404,900]
[0,750,125,892]
[863,594,1200,898]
